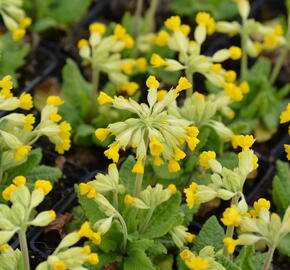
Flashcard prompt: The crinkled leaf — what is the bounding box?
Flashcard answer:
[26,165,61,184]
[216,254,241,270]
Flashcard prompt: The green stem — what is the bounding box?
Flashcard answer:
[139,208,154,234]
[240,19,248,81]
[143,0,159,34]
[261,246,275,270]
[89,69,100,120]
[223,196,239,256]
[133,0,144,36]
[113,191,118,210]
[185,70,193,98]
[134,172,144,197]
[19,229,30,270]
[270,46,288,85]
[117,214,128,251]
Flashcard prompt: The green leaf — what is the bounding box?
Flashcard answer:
[278,233,290,257]
[34,0,92,31]
[247,57,271,78]
[32,18,58,32]
[124,239,155,270]
[152,162,183,180]
[119,155,136,194]
[61,58,92,119]
[7,148,42,180]
[141,193,183,239]
[99,221,123,252]
[0,33,30,85]
[74,124,95,146]
[65,206,86,233]
[181,204,199,227]
[192,216,225,253]
[251,253,267,270]
[26,165,62,184]
[272,160,290,215]
[154,254,174,270]
[236,246,255,270]
[218,152,238,169]
[216,254,241,270]
[77,186,106,223]
[147,240,167,256]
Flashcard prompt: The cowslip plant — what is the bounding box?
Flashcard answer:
[0,81,71,183]
[216,0,285,80]
[149,14,249,99]
[0,0,31,40]
[95,75,199,196]
[0,177,55,270]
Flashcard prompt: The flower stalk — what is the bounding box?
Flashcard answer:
[19,229,30,270]
[89,69,100,120]
[240,19,248,80]
[261,246,275,270]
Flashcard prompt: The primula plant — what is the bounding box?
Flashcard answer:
[1,0,290,269]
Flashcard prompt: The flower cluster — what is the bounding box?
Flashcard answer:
[280,103,290,160]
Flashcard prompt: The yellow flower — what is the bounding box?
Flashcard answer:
[132,159,144,174]
[239,81,250,94]
[223,83,243,102]
[174,147,186,161]
[91,232,101,245]
[199,151,216,168]
[254,41,263,54]
[275,25,283,36]
[185,256,209,270]
[175,77,192,93]
[89,23,106,34]
[124,194,135,205]
[223,237,238,254]
[184,182,198,209]
[78,221,93,238]
[196,12,211,26]
[98,92,114,104]
[95,128,109,142]
[49,210,56,221]
[0,75,13,91]
[168,158,180,172]
[150,53,167,68]
[225,70,237,82]
[114,24,126,39]
[186,126,199,137]
[221,205,242,226]
[264,34,279,49]
[180,24,191,36]
[0,244,9,252]
[251,198,270,217]
[231,135,255,149]
[12,176,26,186]
[83,245,91,254]
[153,156,164,166]
[2,184,17,201]
[19,17,32,28]
[165,16,181,31]
[79,183,96,198]
[186,233,196,243]
[157,90,168,101]
[167,184,177,194]
[135,57,147,72]
[15,145,32,161]
[285,144,290,160]
[123,34,134,49]
[78,39,89,49]
[47,96,64,106]
[207,17,216,35]
[87,253,99,265]
[12,28,26,41]
[149,136,164,156]
[153,30,170,46]
[146,75,160,88]
[280,104,290,123]
[122,62,134,75]
[104,142,120,163]
[24,114,35,131]
[49,112,62,123]
[34,180,53,195]
[19,93,33,110]
[180,249,191,260]
[185,136,200,151]
[53,262,66,270]
[210,64,222,72]
[229,46,242,60]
